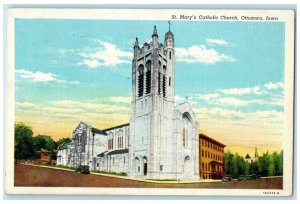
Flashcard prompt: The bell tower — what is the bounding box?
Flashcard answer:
[129,25,176,179]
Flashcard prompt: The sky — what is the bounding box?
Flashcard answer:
[15,19,285,156]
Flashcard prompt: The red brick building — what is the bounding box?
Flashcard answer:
[199,133,226,179]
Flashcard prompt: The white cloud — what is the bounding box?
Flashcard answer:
[52,100,130,113]
[219,86,263,96]
[264,82,284,90]
[212,97,249,106]
[206,38,229,46]
[195,107,245,118]
[175,45,235,64]
[16,69,80,84]
[80,59,101,68]
[16,102,37,108]
[107,96,131,104]
[199,93,220,100]
[195,107,283,125]
[198,82,284,107]
[16,69,56,82]
[78,40,133,68]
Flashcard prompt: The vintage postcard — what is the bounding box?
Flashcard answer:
[5,8,294,196]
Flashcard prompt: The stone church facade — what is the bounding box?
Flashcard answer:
[58,26,199,180]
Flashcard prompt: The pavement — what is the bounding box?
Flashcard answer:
[14,163,283,189]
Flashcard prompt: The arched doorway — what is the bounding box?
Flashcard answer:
[183,156,193,180]
[143,156,147,176]
[134,157,140,175]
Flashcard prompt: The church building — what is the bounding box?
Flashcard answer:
[58,25,200,181]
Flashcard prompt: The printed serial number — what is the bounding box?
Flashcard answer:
[263,192,280,195]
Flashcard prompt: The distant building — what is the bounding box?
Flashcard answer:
[56,142,72,166]
[35,148,52,164]
[244,147,259,163]
[199,134,226,180]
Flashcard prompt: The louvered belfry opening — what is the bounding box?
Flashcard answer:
[163,75,166,98]
[163,65,167,98]
[138,65,144,97]
[145,60,151,94]
[158,72,161,95]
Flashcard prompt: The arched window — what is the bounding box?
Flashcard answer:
[117,130,123,149]
[169,77,171,86]
[108,133,113,150]
[169,51,171,60]
[182,113,193,148]
[138,65,144,97]
[145,60,151,94]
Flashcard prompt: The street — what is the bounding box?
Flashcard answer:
[14,164,282,189]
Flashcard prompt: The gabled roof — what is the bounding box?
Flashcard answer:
[245,154,251,159]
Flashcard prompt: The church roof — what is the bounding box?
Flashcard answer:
[245,154,251,159]
[102,123,129,132]
[97,149,129,157]
[98,151,108,157]
[108,148,129,155]
[91,127,107,135]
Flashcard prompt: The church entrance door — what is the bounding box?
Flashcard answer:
[143,157,147,176]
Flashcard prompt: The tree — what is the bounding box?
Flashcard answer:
[278,150,283,175]
[224,150,234,175]
[14,122,34,161]
[232,153,247,178]
[258,152,270,176]
[249,161,259,175]
[269,151,283,176]
[268,153,276,176]
[33,135,57,152]
[56,137,72,148]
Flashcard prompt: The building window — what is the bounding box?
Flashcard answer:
[97,163,99,167]
[202,150,204,157]
[169,51,171,60]
[169,77,171,86]
[138,64,144,97]
[160,165,163,171]
[145,60,151,94]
